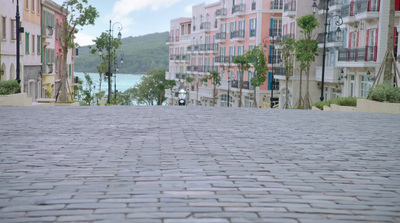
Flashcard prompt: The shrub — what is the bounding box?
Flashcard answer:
[0,80,21,95]
[368,84,400,103]
[313,97,357,110]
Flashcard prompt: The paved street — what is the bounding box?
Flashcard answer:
[0,106,399,223]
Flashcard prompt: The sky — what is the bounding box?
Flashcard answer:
[53,0,217,46]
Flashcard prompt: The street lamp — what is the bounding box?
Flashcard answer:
[15,0,24,91]
[263,35,279,109]
[312,0,343,102]
[106,20,123,104]
[114,51,124,100]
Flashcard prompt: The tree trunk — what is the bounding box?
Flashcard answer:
[253,87,257,108]
[284,74,289,109]
[213,82,216,106]
[304,63,311,109]
[297,68,304,109]
[239,71,243,107]
[384,0,395,83]
[59,50,69,103]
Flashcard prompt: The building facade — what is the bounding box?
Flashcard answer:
[1,0,24,87]
[166,0,284,108]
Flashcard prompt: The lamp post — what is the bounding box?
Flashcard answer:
[106,20,122,104]
[312,0,343,101]
[15,0,24,91]
[263,34,279,109]
[114,51,124,100]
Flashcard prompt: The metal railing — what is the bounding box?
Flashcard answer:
[215,56,236,63]
[215,8,227,17]
[232,4,246,14]
[274,67,286,76]
[216,32,226,40]
[284,0,296,12]
[355,0,379,14]
[338,46,376,62]
[230,30,245,39]
[231,80,253,90]
[175,73,187,79]
[269,28,281,37]
[316,30,343,43]
[318,0,343,10]
[268,55,282,64]
[200,22,211,30]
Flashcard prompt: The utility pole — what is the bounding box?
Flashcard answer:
[16,0,23,91]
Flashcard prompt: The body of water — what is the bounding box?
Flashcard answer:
[75,72,144,93]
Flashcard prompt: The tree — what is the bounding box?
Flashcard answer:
[90,32,122,104]
[233,56,250,107]
[297,14,319,109]
[280,37,295,109]
[81,73,94,105]
[58,0,99,103]
[384,0,395,83]
[130,69,170,106]
[245,44,268,108]
[204,70,221,106]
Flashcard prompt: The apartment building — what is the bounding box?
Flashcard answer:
[1,0,24,87]
[279,0,400,109]
[23,0,42,101]
[166,0,284,108]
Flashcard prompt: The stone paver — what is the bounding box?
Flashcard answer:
[0,106,399,222]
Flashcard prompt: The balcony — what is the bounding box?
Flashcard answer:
[315,67,340,83]
[252,2,256,10]
[283,1,296,17]
[271,0,283,10]
[341,4,356,24]
[200,22,211,31]
[205,43,219,53]
[274,67,286,77]
[203,66,218,73]
[232,4,246,16]
[215,56,235,64]
[268,55,282,65]
[269,28,281,38]
[175,73,187,80]
[215,32,227,43]
[338,46,377,64]
[249,29,256,38]
[230,30,245,41]
[316,30,344,48]
[354,0,379,21]
[215,8,227,18]
[276,33,294,45]
[317,0,343,14]
[231,80,254,90]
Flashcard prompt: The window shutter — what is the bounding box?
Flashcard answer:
[268,72,271,90]
[366,29,369,61]
[375,28,378,61]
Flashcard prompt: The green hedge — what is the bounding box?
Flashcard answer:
[313,97,357,110]
[0,80,21,95]
[368,83,400,103]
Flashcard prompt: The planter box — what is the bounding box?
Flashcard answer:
[330,104,356,112]
[0,93,32,106]
[356,99,400,114]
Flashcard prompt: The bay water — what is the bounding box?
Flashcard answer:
[75,72,144,93]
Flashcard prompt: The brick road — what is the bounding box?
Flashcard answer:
[0,106,399,223]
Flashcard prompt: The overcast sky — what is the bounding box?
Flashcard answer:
[53,0,216,46]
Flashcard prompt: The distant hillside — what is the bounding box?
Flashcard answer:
[75,32,169,74]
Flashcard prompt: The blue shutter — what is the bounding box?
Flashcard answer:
[268,72,272,90]
[270,18,274,36]
[255,18,257,37]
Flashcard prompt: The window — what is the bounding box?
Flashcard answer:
[11,19,16,40]
[31,0,35,13]
[249,18,256,37]
[25,0,29,10]
[229,45,235,57]
[238,45,244,56]
[25,32,30,54]
[37,35,41,55]
[360,75,372,98]
[69,64,72,76]
[32,34,35,54]
[1,16,6,40]
[271,18,282,37]
[37,0,40,14]
[350,74,355,97]
[331,88,340,99]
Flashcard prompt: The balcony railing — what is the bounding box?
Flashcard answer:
[269,28,281,37]
[252,2,256,10]
[268,55,282,64]
[232,4,246,14]
[231,80,253,90]
[250,29,256,37]
[231,80,238,88]
[205,43,218,51]
[215,8,227,17]
[203,66,218,73]
[316,31,343,43]
[355,0,379,14]
[215,56,236,63]
[276,33,294,44]
[216,32,226,40]
[200,22,211,30]
[230,30,245,39]
[274,67,286,76]
[338,46,377,62]
[271,0,283,9]
[341,3,354,18]
[175,73,187,79]
[318,0,343,10]
[284,0,296,12]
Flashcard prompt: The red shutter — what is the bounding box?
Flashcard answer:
[368,0,371,11]
[350,0,354,16]
[395,27,398,49]
[356,30,360,47]
[366,29,370,61]
[396,0,399,11]
[375,28,379,61]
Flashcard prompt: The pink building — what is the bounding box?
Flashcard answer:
[166,0,283,107]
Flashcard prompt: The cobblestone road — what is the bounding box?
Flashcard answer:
[0,106,399,223]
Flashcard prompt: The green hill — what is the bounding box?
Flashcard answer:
[75,32,169,74]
